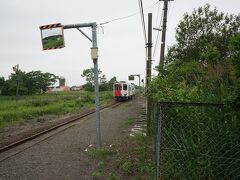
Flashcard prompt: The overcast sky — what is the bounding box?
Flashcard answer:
[1,0,239,86]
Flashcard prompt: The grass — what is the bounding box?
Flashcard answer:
[123,117,136,127]
[88,148,114,160]
[118,160,133,173]
[89,149,118,179]
[131,134,155,175]
[0,91,113,128]
[107,173,120,180]
[120,117,136,129]
[88,134,155,179]
[154,105,240,179]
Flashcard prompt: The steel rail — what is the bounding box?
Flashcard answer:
[0,101,122,153]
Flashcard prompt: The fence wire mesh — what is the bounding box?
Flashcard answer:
[152,102,240,180]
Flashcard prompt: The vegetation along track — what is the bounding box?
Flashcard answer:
[0,101,122,154]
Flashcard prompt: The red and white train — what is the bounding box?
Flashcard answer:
[113,81,136,101]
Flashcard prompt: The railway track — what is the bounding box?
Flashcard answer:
[0,101,123,154]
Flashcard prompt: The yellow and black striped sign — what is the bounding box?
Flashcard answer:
[40,23,65,50]
[39,23,62,30]
[43,45,65,50]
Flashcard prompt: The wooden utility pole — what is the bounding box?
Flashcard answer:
[159,0,173,73]
[146,13,152,136]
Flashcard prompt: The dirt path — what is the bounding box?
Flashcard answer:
[0,96,146,180]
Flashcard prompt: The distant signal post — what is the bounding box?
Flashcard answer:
[129,74,141,87]
[39,22,101,148]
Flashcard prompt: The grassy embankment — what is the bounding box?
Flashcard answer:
[0,91,113,128]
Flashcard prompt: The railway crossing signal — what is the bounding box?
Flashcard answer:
[39,22,101,148]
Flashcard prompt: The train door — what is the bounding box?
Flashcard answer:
[114,83,121,97]
[128,84,131,98]
[122,83,128,99]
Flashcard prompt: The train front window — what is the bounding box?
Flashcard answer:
[123,84,127,90]
[114,84,118,90]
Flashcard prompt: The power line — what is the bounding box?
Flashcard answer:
[153,2,164,60]
[99,1,159,26]
[138,0,147,44]
[153,1,162,41]
[152,0,156,15]
[159,0,174,72]
[99,12,139,26]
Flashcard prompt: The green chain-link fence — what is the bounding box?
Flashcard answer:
[152,102,240,180]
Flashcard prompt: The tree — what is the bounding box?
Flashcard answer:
[107,76,117,90]
[166,4,240,66]
[82,83,94,92]
[1,79,15,96]
[147,6,240,178]
[25,71,57,94]
[0,77,5,91]
[150,4,240,103]
[81,68,104,91]
[81,68,118,92]
[108,76,117,84]
[1,70,57,96]
[99,74,108,91]
[81,68,102,86]
[100,74,107,84]
[229,33,240,78]
[3,70,29,96]
[228,33,240,107]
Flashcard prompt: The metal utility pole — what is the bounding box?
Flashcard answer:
[146,13,152,136]
[91,24,101,148]
[63,23,101,148]
[159,0,173,73]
